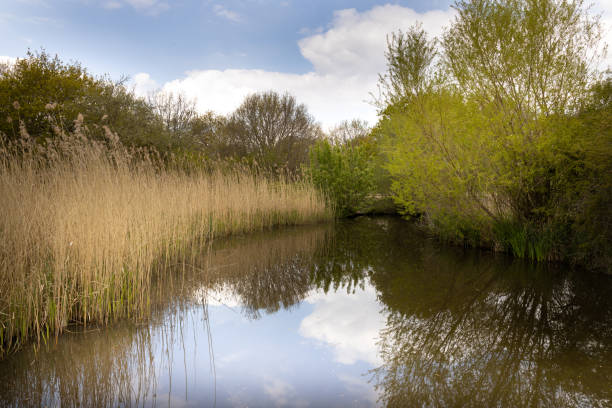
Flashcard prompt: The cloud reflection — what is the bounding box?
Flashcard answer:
[299,283,385,366]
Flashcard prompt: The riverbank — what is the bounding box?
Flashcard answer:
[0,130,331,358]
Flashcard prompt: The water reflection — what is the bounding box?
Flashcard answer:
[0,217,610,407]
[372,267,612,408]
[300,285,384,366]
[202,225,329,317]
[325,218,612,408]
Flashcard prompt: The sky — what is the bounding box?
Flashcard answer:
[1,0,611,129]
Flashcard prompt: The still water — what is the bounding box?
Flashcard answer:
[0,217,611,407]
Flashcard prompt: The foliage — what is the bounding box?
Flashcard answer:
[444,0,602,116]
[0,50,176,151]
[375,0,610,270]
[376,23,438,107]
[0,50,96,139]
[552,75,612,270]
[0,52,326,176]
[328,119,370,144]
[148,91,199,146]
[307,137,377,217]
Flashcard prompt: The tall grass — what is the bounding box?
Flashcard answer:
[0,120,330,358]
[492,220,557,262]
[0,224,331,407]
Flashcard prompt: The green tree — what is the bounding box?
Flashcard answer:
[148,91,199,145]
[376,0,609,266]
[188,111,229,153]
[308,137,377,217]
[0,50,174,151]
[328,119,370,144]
[0,50,97,140]
[376,23,438,107]
[553,74,612,270]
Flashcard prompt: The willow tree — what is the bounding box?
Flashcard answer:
[442,0,605,225]
[377,0,607,260]
[444,0,603,116]
[376,23,438,107]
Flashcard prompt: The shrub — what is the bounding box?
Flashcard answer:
[307,138,376,217]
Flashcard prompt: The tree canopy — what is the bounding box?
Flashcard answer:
[374,0,610,270]
[225,91,321,172]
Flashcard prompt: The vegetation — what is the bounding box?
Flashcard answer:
[224,91,322,173]
[308,120,378,216]
[0,51,176,151]
[0,106,329,359]
[371,0,611,271]
[0,51,324,174]
[0,0,609,359]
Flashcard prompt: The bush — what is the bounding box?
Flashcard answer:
[307,138,376,217]
[0,50,182,153]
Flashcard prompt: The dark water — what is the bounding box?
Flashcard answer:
[1,217,611,407]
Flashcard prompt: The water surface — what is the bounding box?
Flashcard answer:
[1,217,611,407]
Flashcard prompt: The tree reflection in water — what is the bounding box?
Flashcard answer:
[356,220,612,408]
[200,224,332,318]
[0,217,610,407]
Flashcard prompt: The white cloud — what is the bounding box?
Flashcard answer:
[136,4,454,129]
[132,72,158,96]
[213,4,241,22]
[299,284,385,366]
[298,5,453,77]
[263,378,295,407]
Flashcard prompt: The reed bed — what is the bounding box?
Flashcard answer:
[0,122,330,358]
[0,224,332,407]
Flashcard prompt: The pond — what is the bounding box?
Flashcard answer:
[0,217,611,407]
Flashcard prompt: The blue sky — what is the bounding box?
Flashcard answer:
[0,1,452,81]
[1,0,610,128]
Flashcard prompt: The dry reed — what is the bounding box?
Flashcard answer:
[0,120,330,358]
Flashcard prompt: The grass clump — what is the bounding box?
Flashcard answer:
[0,118,330,358]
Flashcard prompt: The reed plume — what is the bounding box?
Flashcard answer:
[0,117,330,358]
